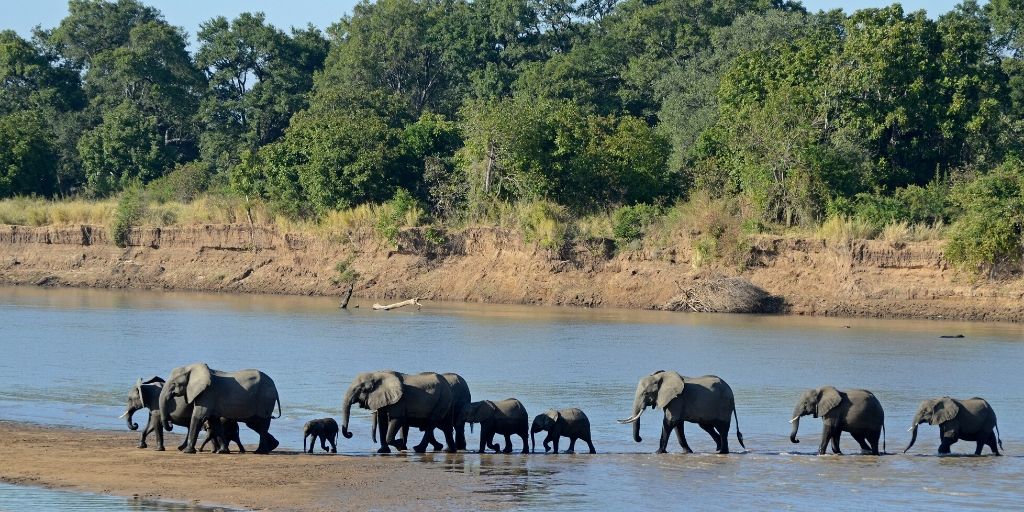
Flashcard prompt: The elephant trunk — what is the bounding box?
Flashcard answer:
[632,416,642,443]
[370,411,378,443]
[904,411,923,453]
[531,431,536,453]
[125,407,139,431]
[618,390,646,443]
[789,416,800,444]
[340,387,355,439]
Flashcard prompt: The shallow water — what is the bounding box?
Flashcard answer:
[0,482,226,511]
[1,286,1023,510]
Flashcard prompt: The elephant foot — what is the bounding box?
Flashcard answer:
[377,446,392,454]
[655,449,667,454]
[413,444,428,454]
[183,447,197,454]
[154,446,165,452]
[137,442,147,449]
[217,448,230,454]
[718,449,730,455]
[682,448,693,454]
[564,449,574,454]
[255,437,279,455]
[331,448,337,454]
[521,449,529,454]
[444,447,456,454]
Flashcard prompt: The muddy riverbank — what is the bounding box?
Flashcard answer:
[0,223,1021,321]
[0,421,505,512]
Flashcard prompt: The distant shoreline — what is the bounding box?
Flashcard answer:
[1,223,1021,323]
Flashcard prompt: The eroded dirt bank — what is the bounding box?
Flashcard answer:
[0,421,506,512]
[0,223,1021,322]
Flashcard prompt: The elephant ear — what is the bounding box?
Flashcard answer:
[930,397,960,425]
[366,372,403,410]
[184,363,212,404]
[816,387,842,418]
[656,372,685,409]
[142,376,165,385]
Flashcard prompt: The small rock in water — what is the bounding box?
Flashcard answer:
[938,334,965,339]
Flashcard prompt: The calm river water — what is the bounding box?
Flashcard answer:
[1,286,1022,510]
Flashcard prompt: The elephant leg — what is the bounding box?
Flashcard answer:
[412,427,433,454]
[830,430,842,455]
[938,432,956,455]
[987,431,1001,456]
[519,430,529,454]
[655,418,671,454]
[321,434,330,452]
[817,424,831,455]
[975,438,985,456]
[699,423,721,451]
[150,411,167,451]
[183,414,204,454]
[376,417,391,454]
[502,433,513,454]
[456,425,467,451]
[715,422,730,454]
[585,436,596,454]
[246,417,277,454]
[386,418,405,451]
[552,435,561,454]
[674,423,693,453]
[440,423,457,454]
[139,423,151,449]
[428,423,445,451]
[867,429,881,455]
[851,431,871,454]
[566,436,576,454]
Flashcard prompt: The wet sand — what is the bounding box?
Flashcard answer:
[0,421,505,511]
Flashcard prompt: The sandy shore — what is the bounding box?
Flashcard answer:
[0,421,508,511]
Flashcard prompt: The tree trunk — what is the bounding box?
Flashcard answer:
[372,298,422,311]
[339,284,354,309]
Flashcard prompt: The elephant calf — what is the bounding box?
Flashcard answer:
[303,418,339,453]
[121,376,236,452]
[198,417,245,454]
[789,386,885,455]
[460,399,530,454]
[531,408,596,454]
[905,396,1003,455]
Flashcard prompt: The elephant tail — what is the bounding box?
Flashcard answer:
[996,424,1004,452]
[733,406,745,449]
[882,423,887,454]
[272,397,282,419]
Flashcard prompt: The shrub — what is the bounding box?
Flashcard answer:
[818,215,877,243]
[111,185,145,248]
[377,189,421,244]
[333,256,361,285]
[147,162,212,203]
[518,200,571,252]
[946,159,1024,274]
[612,204,663,244]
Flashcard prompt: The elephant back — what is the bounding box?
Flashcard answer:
[443,373,471,408]
[406,372,453,422]
[680,375,735,421]
[559,408,591,435]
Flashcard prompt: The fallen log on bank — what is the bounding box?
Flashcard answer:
[372,298,422,311]
[663,277,784,314]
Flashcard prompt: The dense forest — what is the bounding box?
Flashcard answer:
[2,0,1023,271]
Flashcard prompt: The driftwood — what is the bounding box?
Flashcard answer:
[339,284,354,309]
[663,277,783,314]
[372,298,422,311]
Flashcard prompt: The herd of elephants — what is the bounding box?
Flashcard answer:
[120,363,1004,458]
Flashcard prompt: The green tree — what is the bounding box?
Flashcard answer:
[946,158,1024,274]
[78,102,166,196]
[0,111,58,198]
[46,0,162,69]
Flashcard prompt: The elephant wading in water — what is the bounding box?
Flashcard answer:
[370,372,471,451]
[121,376,240,452]
[341,371,456,454]
[459,399,530,454]
[789,386,885,455]
[904,397,1003,455]
[531,408,596,454]
[619,371,744,454]
[159,363,282,454]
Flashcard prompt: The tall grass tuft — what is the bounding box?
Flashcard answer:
[818,215,877,243]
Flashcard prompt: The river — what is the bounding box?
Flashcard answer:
[1,286,1022,510]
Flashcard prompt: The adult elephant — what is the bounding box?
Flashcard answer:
[159,363,281,454]
[121,376,239,452]
[789,386,885,455]
[370,372,471,451]
[618,371,744,454]
[904,397,1003,455]
[341,370,456,454]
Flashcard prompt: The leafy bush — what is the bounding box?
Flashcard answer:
[828,181,952,229]
[147,161,212,203]
[946,159,1024,274]
[518,200,571,252]
[376,189,421,244]
[612,204,663,243]
[333,256,361,285]
[111,184,145,247]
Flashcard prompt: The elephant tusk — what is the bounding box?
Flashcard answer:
[907,426,915,432]
[119,409,130,419]
[617,410,644,424]
[789,416,799,424]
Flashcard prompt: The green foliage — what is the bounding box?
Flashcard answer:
[518,200,571,252]
[612,203,662,243]
[946,159,1024,273]
[146,161,212,203]
[0,111,58,198]
[78,102,167,196]
[111,183,145,247]
[828,181,953,229]
[333,256,361,285]
[376,188,421,244]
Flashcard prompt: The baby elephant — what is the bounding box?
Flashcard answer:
[198,417,245,453]
[303,418,339,453]
[459,399,530,454]
[905,396,1003,455]
[531,408,596,454]
[789,386,885,455]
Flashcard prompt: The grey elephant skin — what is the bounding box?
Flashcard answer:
[198,417,245,453]
[341,370,456,454]
[905,396,1003,455]
[619,371,745,454]
[303,418,339,453]
[122,376,239,452]
[531,408,596,454]
[371,372,471,452]
[159,363,282,454]
[789,386,885,455]
[460,398,530,454]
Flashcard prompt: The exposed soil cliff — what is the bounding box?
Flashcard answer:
[0,223,1021,322]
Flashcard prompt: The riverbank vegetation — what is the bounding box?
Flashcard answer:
[1,0,1023,275]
